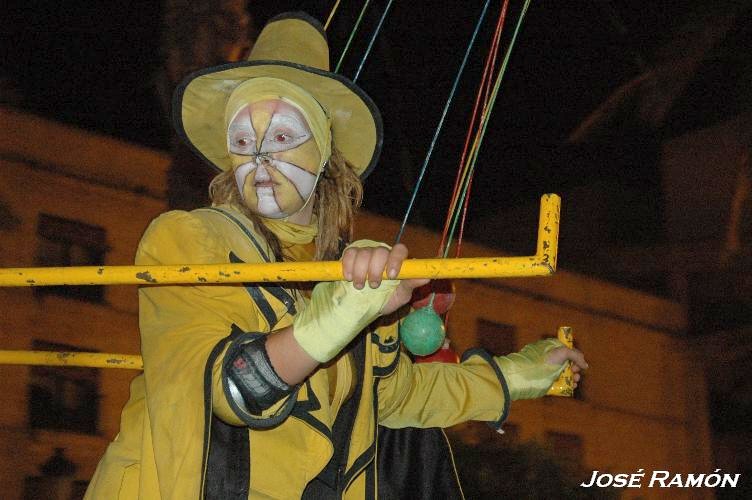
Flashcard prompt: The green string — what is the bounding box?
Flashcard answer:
[335,0,372,73]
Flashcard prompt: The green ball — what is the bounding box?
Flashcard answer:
[400,306,446,356]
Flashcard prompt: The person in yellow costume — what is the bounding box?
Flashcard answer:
[86,12,587,500]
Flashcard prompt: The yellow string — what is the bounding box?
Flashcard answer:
[324,0,343,31]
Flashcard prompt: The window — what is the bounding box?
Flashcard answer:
[0,199,21,231]
[35,214,108,303]
[28,341,101,435]
[70,480,90,500]
[22,448,86,500]
[545,431,584,471]
[476,319,516,355]
[23,477,88,500]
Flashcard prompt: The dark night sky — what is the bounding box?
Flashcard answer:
[2,1,706,258]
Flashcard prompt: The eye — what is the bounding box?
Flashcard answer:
[262,113,312,152]
[229,134,256,154]
[227,109,256,154]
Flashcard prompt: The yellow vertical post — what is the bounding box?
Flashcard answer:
[547,326,575,397]
[536,193,560,272]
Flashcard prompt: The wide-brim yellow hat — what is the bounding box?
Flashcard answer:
[172,11,383,179]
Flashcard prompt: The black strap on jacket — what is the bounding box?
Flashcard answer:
[202,328,250,500]
[301,334,367,499]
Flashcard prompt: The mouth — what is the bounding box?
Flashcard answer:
[254,181,278,188]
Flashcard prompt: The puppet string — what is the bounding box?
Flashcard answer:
[353,0,396,82]
[442,0,533,260]
[324,0,343,31]
[439,0,510,257]
[433,0,530,324]
[335,0,372,73]
[394,0,492,244]
[452,4,510,257]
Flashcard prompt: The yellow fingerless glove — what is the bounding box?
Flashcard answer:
[293,280,399,363]
[294,239,399,363]
[494,338,568,400]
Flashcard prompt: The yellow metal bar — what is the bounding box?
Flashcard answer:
[0,350,143,370]
[0,196,562,372]
[536,193,560,272]
[546,326,575,397]
[0,328,576,395]
[0,256,551,286]
[0,194,560,287]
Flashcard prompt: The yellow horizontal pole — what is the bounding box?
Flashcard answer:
[2,327,575,402]
[0,328,576,397]
[0,196,561,376]
[0,350,143,370]
[0,194,560,287]
[0,256,552,287]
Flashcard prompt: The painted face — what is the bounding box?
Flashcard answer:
[228,99,323,219]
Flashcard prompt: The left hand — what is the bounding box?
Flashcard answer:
[494,339,588,400]
[545,345,588,389]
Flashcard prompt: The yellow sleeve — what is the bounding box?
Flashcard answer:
[377,349,511,430]
[136,210,296,429]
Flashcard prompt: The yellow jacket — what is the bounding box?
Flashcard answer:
[85,205,509,499]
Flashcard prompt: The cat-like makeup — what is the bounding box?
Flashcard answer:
[228,99,322,219]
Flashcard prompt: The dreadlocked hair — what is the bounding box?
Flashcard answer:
[208,145,363,262]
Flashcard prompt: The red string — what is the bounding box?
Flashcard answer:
[438,0,510,257]
[456,1,509,258]
[436,1,510,332]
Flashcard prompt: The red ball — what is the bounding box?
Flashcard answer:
[415,340,460,364]
[410,279,456,315]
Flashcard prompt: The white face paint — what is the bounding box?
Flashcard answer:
[227,99,322,219]
[253,163,282,215]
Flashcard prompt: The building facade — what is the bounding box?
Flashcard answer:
[0,108,713,499]
[0,108,169,498]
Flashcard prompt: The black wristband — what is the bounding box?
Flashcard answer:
[226,336,295,415]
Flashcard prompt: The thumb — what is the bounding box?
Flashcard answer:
[545,346,588,370]
[401,278,431,291]
[380,278,431,316]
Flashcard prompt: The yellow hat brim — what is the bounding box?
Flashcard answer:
[173,61,383,178]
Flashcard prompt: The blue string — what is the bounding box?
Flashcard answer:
[395,0,492,243]
[353,0,396,83]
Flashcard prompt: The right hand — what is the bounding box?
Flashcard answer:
[293,241,428,363]
[341,242,429,316]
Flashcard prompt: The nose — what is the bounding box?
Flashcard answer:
[255,162,272,181]
[255,152,272,165]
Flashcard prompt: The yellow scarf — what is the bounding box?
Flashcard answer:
[262,217,318,263]
[262,216,318,245]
